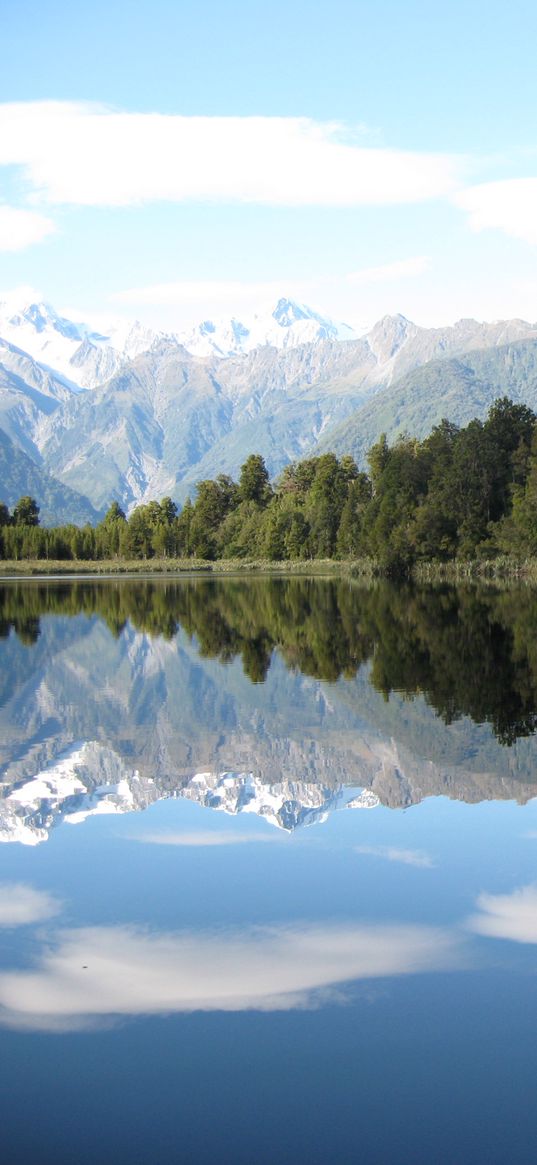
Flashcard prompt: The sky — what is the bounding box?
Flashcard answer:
[1,0,537,332]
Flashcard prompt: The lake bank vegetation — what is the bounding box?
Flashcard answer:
[3,397,537,578]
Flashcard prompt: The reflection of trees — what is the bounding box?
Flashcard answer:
[359,585,537,746]
[3,578,537,743]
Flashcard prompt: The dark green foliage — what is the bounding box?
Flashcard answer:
[239,454,272,505]
[12,495,40,526]
[5,575,537,745]
[4,403,537,566]
[102,501,126,523]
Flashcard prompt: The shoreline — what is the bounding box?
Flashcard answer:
[1,554,537,582]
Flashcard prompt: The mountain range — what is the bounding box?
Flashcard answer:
[2,292,537,521]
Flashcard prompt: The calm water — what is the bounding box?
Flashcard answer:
[2,576,537,1164]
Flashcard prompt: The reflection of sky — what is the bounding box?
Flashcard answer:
[4,603,537,1159]
[469,885,537,944]
[3,793,537,1033]
[0,918,461,1031]
[3,794,537,1161]
[0,883,61,927]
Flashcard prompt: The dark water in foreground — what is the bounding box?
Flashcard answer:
[2,576,537,1164]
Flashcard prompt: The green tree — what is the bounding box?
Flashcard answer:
[239,454,272,506]
[102,500,126,523]
[12,496,39,527]
[159,496,178,524]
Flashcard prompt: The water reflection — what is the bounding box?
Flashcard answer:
[0,915,462,1032]
[2,576,537,742]
[469,884,537,944]
[2,577,537,845]
[0,883,61,926]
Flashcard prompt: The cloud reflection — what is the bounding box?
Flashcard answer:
[0,883,61,927]
[129,831,283,847]
[469,884,537,944]
[355,845,434,869]
[0,921,460,1031]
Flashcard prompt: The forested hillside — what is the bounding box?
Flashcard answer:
[3,398,537,571]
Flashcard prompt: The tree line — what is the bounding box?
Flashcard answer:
[3,397,537,568]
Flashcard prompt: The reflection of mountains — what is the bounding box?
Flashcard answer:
[3,576,537,744]
[2,576,537,842]
[1,743,379,844]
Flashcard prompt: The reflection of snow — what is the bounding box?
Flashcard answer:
[8,742,89,805]
[0,739,380,846]
[346,790,380,810]
[2,742,151,845]
[182,772,377,831]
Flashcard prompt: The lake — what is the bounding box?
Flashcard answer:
[1,575,537,1163]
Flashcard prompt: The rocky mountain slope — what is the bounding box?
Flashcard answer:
[321,336,537,465]
[2,296,537,517]
[0,428,103,524]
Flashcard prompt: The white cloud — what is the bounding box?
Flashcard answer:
[0,883,61,927]
[0,920,460,1030]
[347,256,431,284]
[469,883,537,943]
[0,205,55,251]
[111,276,329,329]
[0,284,44,307]
[130,831,282,846]
[111,258,430,326]
[455,178,537,245]
[0,101,462,209]
[113,277,288,309]
[354,845,434,869]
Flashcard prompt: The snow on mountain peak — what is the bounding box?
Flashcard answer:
[272,297,312,327]
[0,298,160,389]
[176,296,356,358]
[0,292,357,383]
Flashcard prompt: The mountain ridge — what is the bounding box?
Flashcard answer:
[3,296,537,519]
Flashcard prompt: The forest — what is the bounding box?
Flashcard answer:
[2,397,537,571]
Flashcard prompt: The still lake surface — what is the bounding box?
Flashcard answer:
[2,575,537,1163]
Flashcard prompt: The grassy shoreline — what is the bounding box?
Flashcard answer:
[0,556,376,579]
[1,554,537,582]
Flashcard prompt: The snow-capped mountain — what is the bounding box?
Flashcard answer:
[5,290,537,522]
[0,297,160,389]
[0,294,356,386]
[176,296,357,358]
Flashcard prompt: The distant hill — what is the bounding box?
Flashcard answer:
[320,338,537,465]
[0,428,104,526]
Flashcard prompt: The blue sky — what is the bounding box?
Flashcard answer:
[2,0,537,330]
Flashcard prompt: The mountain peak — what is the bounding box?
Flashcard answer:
[176,296,356,358]
[0,299,160,389]
[271,297,312,327]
